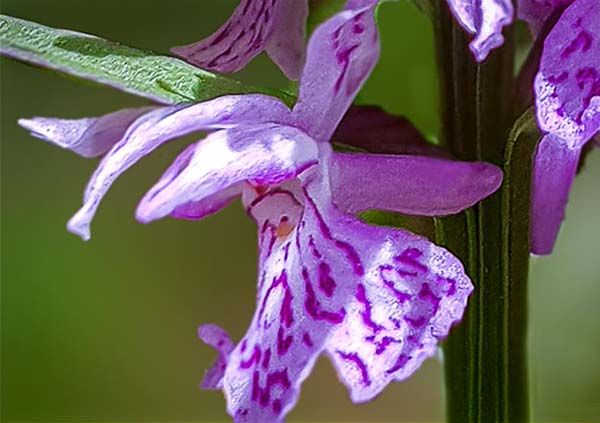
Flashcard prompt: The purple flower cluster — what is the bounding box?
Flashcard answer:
[13,0,539,422]
[447,0,599,254]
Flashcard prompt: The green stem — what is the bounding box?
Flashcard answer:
[433,3,536,423]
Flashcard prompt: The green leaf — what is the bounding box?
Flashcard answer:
[0,14,295,106]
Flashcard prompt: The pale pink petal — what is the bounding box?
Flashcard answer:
[330,152,502,216]
[292,0,380,142]
[446,0,514,61]
[136,125,319,224]
[531,134,581,255]
[18,107,154,158]
[66,95,290,240]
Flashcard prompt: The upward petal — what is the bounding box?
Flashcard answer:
[445,0,513,61]
[534,0,600,148]
[18,107,154,158]
[136,124,319,224]
[330,152,503,216]
[203,171,472,421]
[67,95,290,240]
[171,0,307,79]
[292,0,381,142]
[264,0,309,80]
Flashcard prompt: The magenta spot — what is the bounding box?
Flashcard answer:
[240,345,261,369]
[438,276,457,296]
[303,268,346,323]
[334,240,365,276]
[308,235,322,259]
[418,283,441,314]
[394,248,428,275]
[561,31,593,59]
[337,351,371,386]
[283,242,291,261]
[251,370,260,401]
[353,23,365,34]
[386,354,410,374]
[356,283,384,333]
[318,262,336,297]
[375,336,399,355]
[241,339,248,353]
[379,265,412,303]
[276,326,293,356]
[273,399,282,414]
[262,348,271,370]
[575,67,599,90]
[302,332,314,347]
[547,71,569,85]
[280,286,294,328]
[404,316,427,328]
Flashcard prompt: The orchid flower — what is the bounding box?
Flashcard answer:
[171,0,308,79]
[19,1,503,421]
[530,0,599,254]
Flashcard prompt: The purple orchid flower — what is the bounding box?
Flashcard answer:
[19,1,503,421]
[171,0,308,79]
[444,0,514,61]
[530,0,599,254]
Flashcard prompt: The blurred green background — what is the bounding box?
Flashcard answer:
[1,0,599,421]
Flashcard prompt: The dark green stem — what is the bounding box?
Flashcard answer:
[433,3,535,423]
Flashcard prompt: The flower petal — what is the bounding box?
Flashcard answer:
[202,166,472,421]
[18,107,154,158]
[531,134,581,255]
[332,106,449,157]
[517,0,572,35]
[264,0,309,80]
[330,152,503,216]
[171,0,307,79]
[136,125,319,224]
[446,0,514,61]
[534,0,600,147]
[67,95,289,240]
[292,0,380,142]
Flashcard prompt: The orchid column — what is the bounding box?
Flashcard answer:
[433,2,531,423]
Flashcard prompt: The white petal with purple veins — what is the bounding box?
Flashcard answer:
[67,95,290,240]
[18,107,155,158]
[136,125,319,224]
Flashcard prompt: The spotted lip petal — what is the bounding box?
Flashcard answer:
[534,0,600,148]
[136,124,319,224]
[331,152,503,216]
[445,0,514,61]
[292,0,381,142]
[531,134,582,255]
[18,107,155,158]
[65,95,290,240]
[171,0,308,80]
[200,163,473,421]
